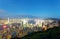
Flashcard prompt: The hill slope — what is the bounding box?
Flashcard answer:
[11,26,60,39]
[21,26,60,39]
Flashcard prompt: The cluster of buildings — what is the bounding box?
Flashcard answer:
[0,18,60,39]
[0,18,60,30]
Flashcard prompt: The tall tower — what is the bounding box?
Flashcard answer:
[8,17,9,23]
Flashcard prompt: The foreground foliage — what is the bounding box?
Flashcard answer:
[11,26,60,39]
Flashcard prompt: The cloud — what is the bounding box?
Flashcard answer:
[0,9,7,13]
[0,9,9,17]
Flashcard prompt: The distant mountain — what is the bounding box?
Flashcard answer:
[0,15,40,19]
[12,15,40,19]
[0,15,60,20]
[44,18,60,20]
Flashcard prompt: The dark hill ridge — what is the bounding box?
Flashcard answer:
[11,26,60,39]
[44,18,60,20]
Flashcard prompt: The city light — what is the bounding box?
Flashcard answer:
[3,25,7,29]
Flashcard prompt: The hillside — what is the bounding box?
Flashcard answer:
[11,26,60,39]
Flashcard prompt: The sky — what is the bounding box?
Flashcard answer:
[0,0,60,18]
